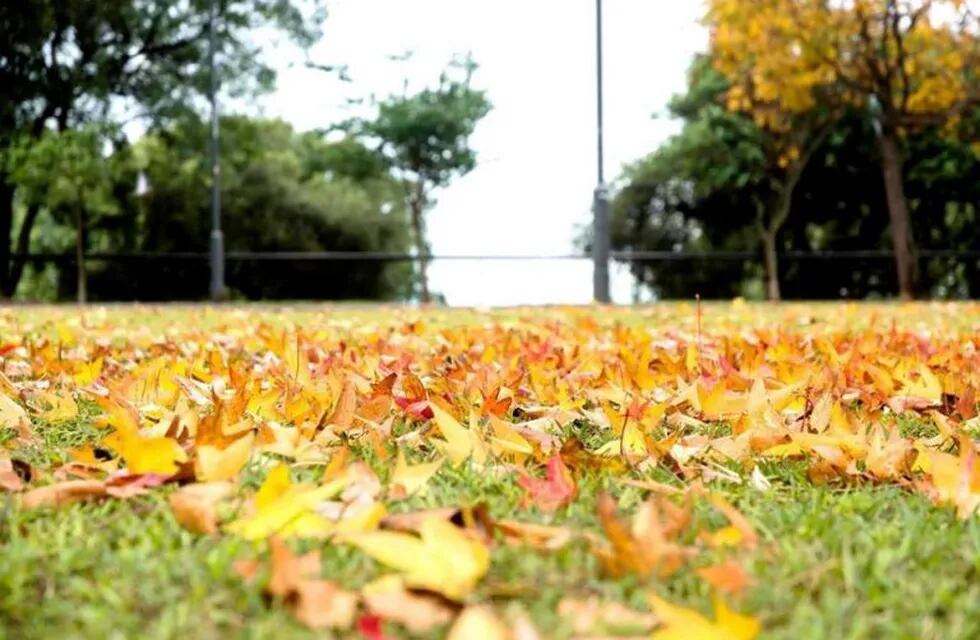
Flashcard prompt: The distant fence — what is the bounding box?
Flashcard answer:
[15,249,980,263]
[12,249,980,301]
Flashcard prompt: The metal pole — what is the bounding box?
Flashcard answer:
[208,0,225,301]
[592,0,611,303]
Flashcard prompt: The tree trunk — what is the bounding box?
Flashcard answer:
[878,130,917,299]
[0,176,14,299]
[761,229,781,301]
[75,202,87,304]
[409,198,430,304]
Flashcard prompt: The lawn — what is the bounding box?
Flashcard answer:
[1,302,979,639]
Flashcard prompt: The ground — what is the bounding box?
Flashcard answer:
[1,303,979,639]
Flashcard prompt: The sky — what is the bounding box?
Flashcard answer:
[261,1,707,305]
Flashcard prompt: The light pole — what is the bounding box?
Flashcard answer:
[208,0,225,301]
[592,0,611,303]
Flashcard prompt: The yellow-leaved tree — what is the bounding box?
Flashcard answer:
[707,0,980,299]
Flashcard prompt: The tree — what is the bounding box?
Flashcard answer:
[348,57,491,303]
[610,57,832,300]
[95,115,414,301]
[672,58,838,300]
[707,0,980,298]
[6,126,122,302]
[0,0,325,297]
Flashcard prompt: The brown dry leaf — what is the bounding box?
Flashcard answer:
[324,377,357,431]
[593,491,695,578]
[262,537,358,630]
[0,454,28,491]
[169,481,235,535]
[362,576,455,634]
[21,479,108,509]
[864,425,914,480]
[104,472,169,498]
[558,596,658,635]
[495,519,573,550]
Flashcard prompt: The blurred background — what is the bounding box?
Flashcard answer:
[0,0,977,304]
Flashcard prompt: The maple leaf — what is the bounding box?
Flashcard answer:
[429,401,486,466]
[389,449,443,497]
[517,453,576,511]
[696,561,752,596]
[97,395,187,476]
[361,576,454,634]
[915,435,980,518]
[0,454,29,492]
[339,515,490,601]
[648,594,760,640]
[21,480,107,509]
[593,491,695,578]
[244,537,358,630]
[169,481,234,535]
[225,464,350,539]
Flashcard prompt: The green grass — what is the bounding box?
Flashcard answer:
[3,416,980,639]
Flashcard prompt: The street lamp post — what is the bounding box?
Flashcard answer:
[592,0,611,303]
[208,0,225,301]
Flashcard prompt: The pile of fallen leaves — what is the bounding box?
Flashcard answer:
[2,302,979,638]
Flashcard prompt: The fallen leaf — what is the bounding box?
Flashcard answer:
[169,481,235,535]
[225,464,349,539]
[648,594,760,640]
[558,596,658,635]
[389,449,443,497]
[341,515,490,600]
[258,537,358,629]
[362,575,454,634]
[195,432,255,481]
[21,480,107,509]
[447,606,510,640]
[517,453,576,511]
[696,561,752,595]
[0,455,28,491]
[324,377,357,431]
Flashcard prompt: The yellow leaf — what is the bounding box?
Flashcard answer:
[487,416,534,459]
[102,430,187,476]
[31,392,79,423]
[595,420,648,458]
[649,594,759,640]
[447,606,510,640]
[430,402,475,466]
[195,432,255,482]
[341,516,490,600]
[390,450,443,496]
[0,392,28,429]
[226,465,349,540]
[761,442,804,458]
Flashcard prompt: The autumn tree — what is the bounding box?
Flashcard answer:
[0,0,325,298]
[707,0,980,299]
[347,57,491,303]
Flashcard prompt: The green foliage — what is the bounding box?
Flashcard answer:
[0,0,326,297]
[353,57,492,191]
[345,56,492,302]
[609,55,980,300]
[92,116,415,301]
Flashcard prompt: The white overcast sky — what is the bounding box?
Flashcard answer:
[260,1,707,305]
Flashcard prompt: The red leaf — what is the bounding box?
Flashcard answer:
[518,453,577,511]
[358,614,388,640]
